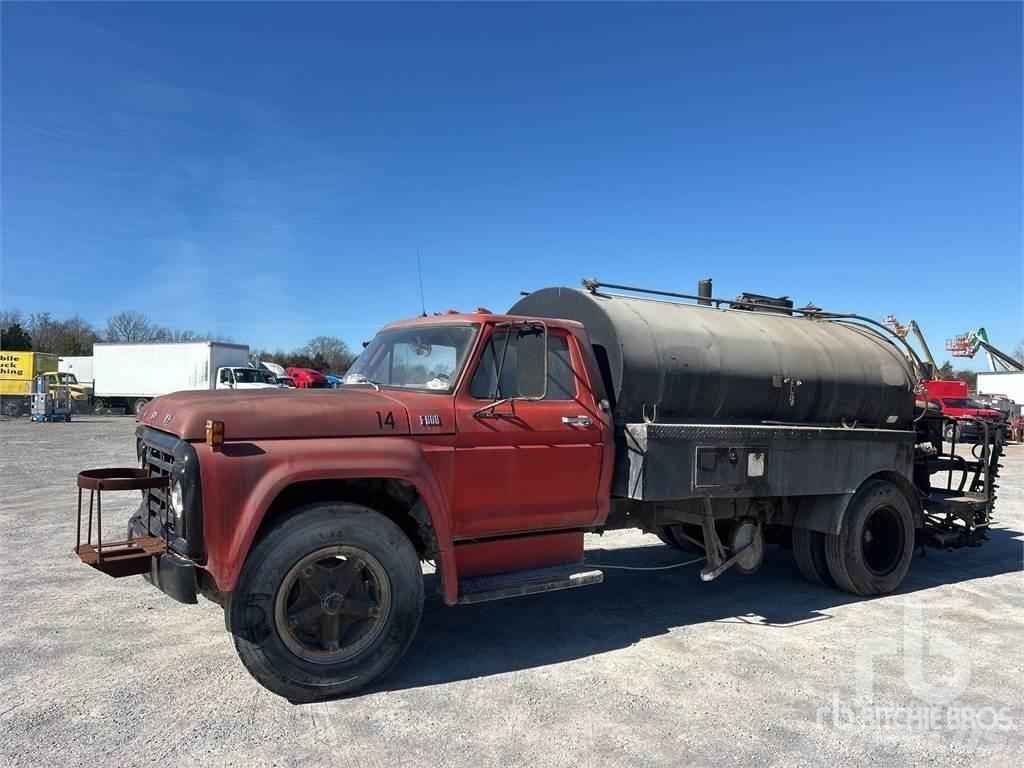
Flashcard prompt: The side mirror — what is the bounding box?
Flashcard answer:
[515,325,548,400]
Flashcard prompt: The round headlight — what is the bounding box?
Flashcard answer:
[139,447,148,497]
[169,480,184,529]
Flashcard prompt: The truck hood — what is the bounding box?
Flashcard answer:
[232,383,279,390]
[138,388,411,441]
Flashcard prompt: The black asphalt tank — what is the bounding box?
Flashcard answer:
[510,287,916,428]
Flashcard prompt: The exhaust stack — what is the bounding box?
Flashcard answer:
[697,278,713,306]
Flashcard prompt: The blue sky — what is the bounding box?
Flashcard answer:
[2,1,1021,364]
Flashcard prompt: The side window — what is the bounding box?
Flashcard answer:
[469,331,577,401]
[546,336,576,400]
[219,368,232,384]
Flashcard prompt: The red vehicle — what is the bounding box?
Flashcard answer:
[921,380,1002,441]
[285,367,330,389]
[74,280,1002,702]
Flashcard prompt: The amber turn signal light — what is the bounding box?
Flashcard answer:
[206,419,225,448]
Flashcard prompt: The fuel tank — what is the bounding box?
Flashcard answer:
[510,287,916,428]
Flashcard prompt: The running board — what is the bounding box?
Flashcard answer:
[456,564,604,605]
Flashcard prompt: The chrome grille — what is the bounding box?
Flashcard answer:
[144,444,175,527]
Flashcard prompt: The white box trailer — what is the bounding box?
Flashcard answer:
[93,342,251,415]
[59,355,94,384]
[977,371,1024,405]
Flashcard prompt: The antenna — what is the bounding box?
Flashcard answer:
[416,247,427,317]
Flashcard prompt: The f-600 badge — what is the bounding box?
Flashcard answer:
[419,415,441,427]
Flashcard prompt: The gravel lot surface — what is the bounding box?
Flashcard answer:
[1,416,1021,767]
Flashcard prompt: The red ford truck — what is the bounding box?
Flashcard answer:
[921,380,1003,442]
[74,280,1003,702]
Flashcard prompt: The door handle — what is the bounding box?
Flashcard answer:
[561,415,593,427]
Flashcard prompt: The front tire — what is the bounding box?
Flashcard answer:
[1,399,22,418]
[825,480,914,596]
[228,503,424,702]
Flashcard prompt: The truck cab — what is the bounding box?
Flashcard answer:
[42,371,92,410]
[120,313,609,700]
[215,366,280,391]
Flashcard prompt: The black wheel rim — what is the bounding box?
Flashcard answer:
[274,546,391,664]
[861,505,904,576]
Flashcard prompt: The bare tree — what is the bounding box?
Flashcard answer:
[59,315,102,355]
[953,368,978,390]
[105,311,154,342]
[26,312,62,352]
[0,309,25,333]
[302,336,356,373]
[150,326,234,343]
[1014,339,1024,365]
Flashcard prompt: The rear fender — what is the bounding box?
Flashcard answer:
[793,471,923,534]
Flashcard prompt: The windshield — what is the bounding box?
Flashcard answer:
[942,398,980,409]
[58,373,78,385]
[233,368,266,384]
[344,324,477,392]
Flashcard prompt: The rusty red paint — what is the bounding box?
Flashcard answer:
[453,531,584,578]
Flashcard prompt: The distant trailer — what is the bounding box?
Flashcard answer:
[977,370,1024,405]
[93,341,251,416]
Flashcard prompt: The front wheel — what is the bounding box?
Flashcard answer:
[228,503,424,702]
[1,399,22,418]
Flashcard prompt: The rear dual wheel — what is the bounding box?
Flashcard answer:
[229,503,424,702]
[825,480,914,596]
[793,480,914,596]
[655,523,703,552]
[792,527,835,588]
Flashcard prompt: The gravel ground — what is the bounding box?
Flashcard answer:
[1,416,1021,767]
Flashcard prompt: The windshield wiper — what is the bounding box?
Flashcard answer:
[343,374,381,391]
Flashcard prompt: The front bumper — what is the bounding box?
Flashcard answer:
[955,420,1003,443]
[129,507,198,604]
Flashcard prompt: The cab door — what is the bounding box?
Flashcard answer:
[452,324,606,538]
[217,368,235,389]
